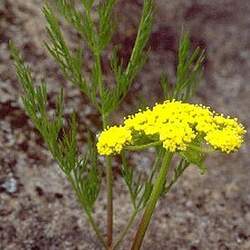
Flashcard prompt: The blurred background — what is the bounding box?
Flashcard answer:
[0,0,249,249]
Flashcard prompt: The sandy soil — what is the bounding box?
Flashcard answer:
[0,0,250,249]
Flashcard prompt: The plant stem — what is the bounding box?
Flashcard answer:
[102,113,113,250]
[113,209,138,250]
[106,156,113,248]
[149,147,164,183]
[102,114,113,248]
[130,151,173,250]
[188,143,214,153]
[96,55,104,95]
[125,141,162,152]
[94,38,114,248]
[102,112,113,249]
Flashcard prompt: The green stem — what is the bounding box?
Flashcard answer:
[126,142,214,154]
[94,36,113,248]
[106,156,113,248]
[113,209,138,250]
[95,53,104,100]
[130,151,173,250]
[188,144,214,153]
[102,113,113,248]
[102,112,113,248]
[149,147,164,183]
[125,141,161,152]
[125,0,152,80]
[67,175,107,248]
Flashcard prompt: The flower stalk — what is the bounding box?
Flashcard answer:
[106,156,113,248]
[131,151,173,250]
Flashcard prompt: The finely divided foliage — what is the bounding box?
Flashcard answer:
[10,1,245,250]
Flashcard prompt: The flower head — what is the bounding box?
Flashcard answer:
[97,100,246,155]
[97,126,132,155]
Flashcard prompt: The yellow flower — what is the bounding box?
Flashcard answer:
[97,126,132,155]
[205,128,244,153]
[159,122,196,152]
[97,100,246,155]
[204,115,246,153]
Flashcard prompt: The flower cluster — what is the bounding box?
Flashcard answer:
[97,100,246,155]
[96,126,132,155]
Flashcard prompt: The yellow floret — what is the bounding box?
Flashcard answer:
[159,122,196,152]
[213,115,246,135]
[97,126,132,155]
[205,128,243,153]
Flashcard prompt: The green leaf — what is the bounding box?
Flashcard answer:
[173,32,205,101]
[121,151,156,210]
[57,0,97,50]
[43,5,91,100]
[10,42,80,176]
[180,143,207,174]
[81,0,95,11]
[98,0,117,50]
[163,158,190,195]
[70,132,101,211]
[56,114,78,174]
[160,73,171,99]
[110,0,154,111]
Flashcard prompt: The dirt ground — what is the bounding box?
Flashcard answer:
[0,0,250,249]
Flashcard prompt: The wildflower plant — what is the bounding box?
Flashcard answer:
[10,0,246,249]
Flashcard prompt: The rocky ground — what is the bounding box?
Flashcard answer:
[0,0,250,249]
